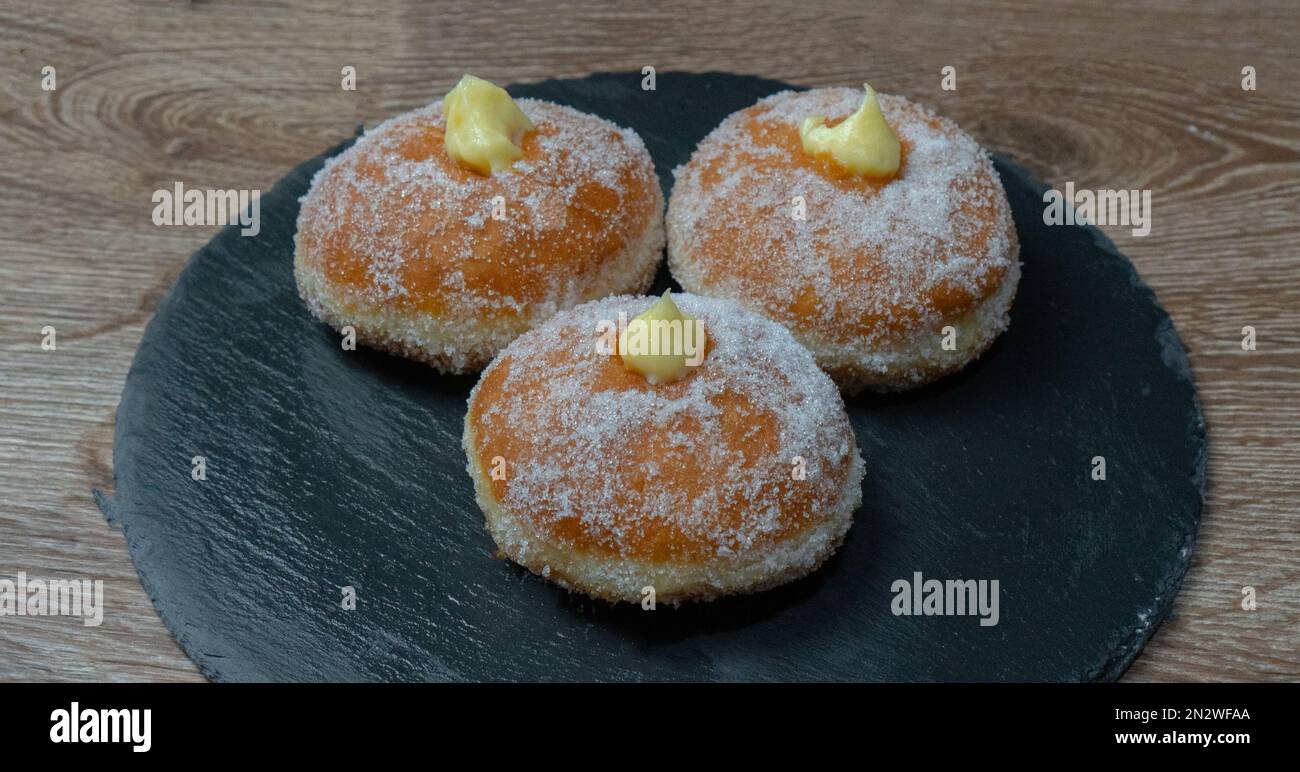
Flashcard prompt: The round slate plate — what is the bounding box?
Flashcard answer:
[98,72,1205,682]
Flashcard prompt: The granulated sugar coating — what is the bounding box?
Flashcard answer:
[463,293,865,603]
[294,98,664,373]
[667,88,1019,393]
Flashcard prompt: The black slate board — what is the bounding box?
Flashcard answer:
[97,72,1206,682]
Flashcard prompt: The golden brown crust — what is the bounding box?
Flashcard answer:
[463,294,864,603]
[295,99,664,372]
[667,88,1019,392]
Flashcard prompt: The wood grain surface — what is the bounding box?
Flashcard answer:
[1,0,1296,682]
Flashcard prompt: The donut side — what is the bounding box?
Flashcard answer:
[295,200,663,373]
[462,294,865,603]
[667,88,1019,393]
[294,99,665,373]
[462,409,862,603]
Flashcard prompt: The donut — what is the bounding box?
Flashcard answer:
[667,87,1020,393]
[463,293,864,603]
[295,96,664,373]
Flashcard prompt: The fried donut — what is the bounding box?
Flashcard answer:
[667,88,1019,393]
[295,99,664,373]
[463,293,864,603]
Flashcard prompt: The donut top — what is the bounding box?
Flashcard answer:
[296,99,659,323]
[669,88,1017,347]
[467,294,860,563]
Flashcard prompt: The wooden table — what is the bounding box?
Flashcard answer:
[2,0,1296,681]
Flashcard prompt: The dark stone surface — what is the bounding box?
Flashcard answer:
[97,72,1205,682]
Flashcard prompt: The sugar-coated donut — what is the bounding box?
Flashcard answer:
[463,293,864,603]
[667,88,1019,393]
[295,99,664,373]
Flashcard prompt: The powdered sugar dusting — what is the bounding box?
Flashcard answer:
[296,98,659,320]
[467,294,863,565]
[668,88,1017,348]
